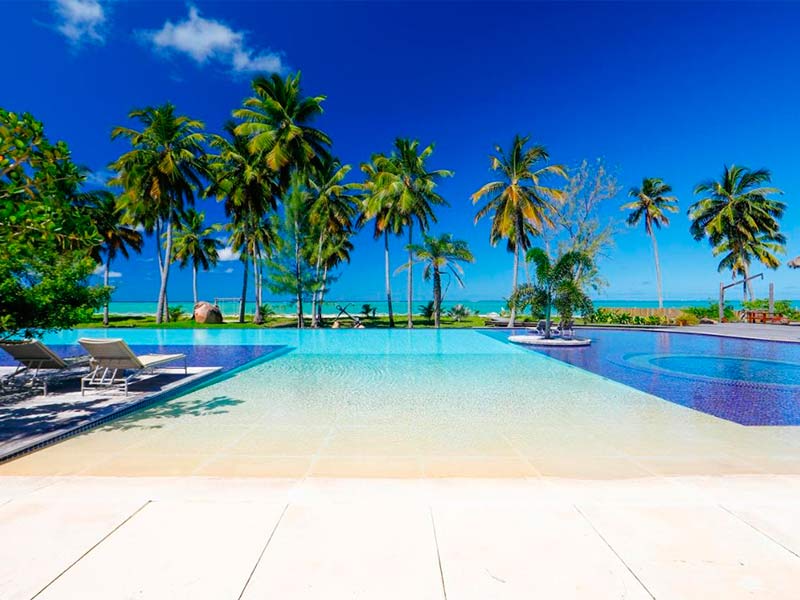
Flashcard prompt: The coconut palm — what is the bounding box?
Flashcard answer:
[371,139,453,328]
[208,122,279,323]
[308,156,358,326]
[622,178,678,309]
[689,165,786,300]
[110,103,208,323]
[399,234,474,328]
[87,191,143,326]
[357,154,403,327]
[472,134,566,327]
[233,72,330,183]
[511,248,593,339]
[171,209,222,306]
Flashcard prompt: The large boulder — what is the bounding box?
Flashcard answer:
[699,317,717,325]
[194,301,223,324]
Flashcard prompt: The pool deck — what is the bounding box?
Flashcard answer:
[2,474,800,599]
[656,322,800,343]
[0,367,220,462]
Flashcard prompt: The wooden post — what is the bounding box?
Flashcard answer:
[719,282,724,322]
[769,283,775,314]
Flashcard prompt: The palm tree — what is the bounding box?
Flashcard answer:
[233,72,330,183]
[400,234,474,328]
[171,209,222,306]
[622,178,678,309]
[372,139,453,328]
[472,134,566,327]
[357,154,403,327]
[316,228,355,324]
[111,103,208,323]
[689,165,786,300]
[208,122,278,323]
[87,191,143,326]
[511,248,593,339]
[308,156,358,327]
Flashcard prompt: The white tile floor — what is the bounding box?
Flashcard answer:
[2,475,800,599]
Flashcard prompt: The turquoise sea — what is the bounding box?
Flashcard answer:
[99,298,785,317]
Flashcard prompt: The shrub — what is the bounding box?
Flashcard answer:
[675,311,700,326]
[684,302,736,321]
[418,301,435,320]
[447,304,472,322]
[742,299,800,320]
[167,306,185,322]
[259,304,276,322]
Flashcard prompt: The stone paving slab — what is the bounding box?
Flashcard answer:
[1,476,800,599]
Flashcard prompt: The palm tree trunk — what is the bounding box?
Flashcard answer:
[253,252,263,325]
[154,220,164,324]
[318,264,329,324]
[742,263,752,302]
[384,231,394,328]
[544,291,553,339]
[103,254,111,327]
[239,257,248,324]
[311,231,325,328]
[192,263,198,306]
[651,231,664,310]
[507,238,520,328]
[295,220,304,329]
[157,219,174,324]
[407,222,413,329]
[433,267,442,328]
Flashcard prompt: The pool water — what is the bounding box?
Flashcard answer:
[1,328,799,479]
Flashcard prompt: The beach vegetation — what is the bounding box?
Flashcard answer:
[622,177,678,309]
[510,249,594,338]
[171,209,222,306]
[689,165,786,301]
[472,134,566,327]
[0,108,108,341]
[400,233,475,328]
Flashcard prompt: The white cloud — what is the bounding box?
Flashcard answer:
[143,6,286,75]
[93,264,122,279]
[53,0,106,44]
[224,267,234,274]
[217,245,240,262]
[84,169,113,186]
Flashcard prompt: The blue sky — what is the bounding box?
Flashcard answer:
[7,1,800,303]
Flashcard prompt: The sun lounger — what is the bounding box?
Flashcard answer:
[79,338,187,396]
[0,340,89,395]
[560,319,575,339]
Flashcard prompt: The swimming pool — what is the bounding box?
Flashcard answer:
[1,328,799,478]
[491,328,800,426]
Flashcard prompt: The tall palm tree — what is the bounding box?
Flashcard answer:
[308,156,358,327]
[87,191,143,326]
[233,72,330,184]
[400,233,474,328]
[512,249,593,339]
[171,209,222,306]
[357,154,403,327]
[622,178,678,309]
[373,139,453,328]
[472,134,565,327]
[689,165,786,300]
[208,122,278,323]
[111,103,208,323]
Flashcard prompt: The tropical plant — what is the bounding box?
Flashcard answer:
[110,103,209,323]
[167,306,185,322]
[361,304,376,319]
[684,302,737,322]
[622,177,678,309]
[418,301,435,321]
[472,134,566,327]
[689,165,786,301]
[510,249,593,338]
[208,122,278,323]
[0,108,108,340]
[447,304,472,322]
[259,304,277,322]
[265,172,316,327]
[357,154,403,327]
[171,209,222,306]
[308,156,358,327]
[399,234,474,328]
[233,72,330,183]
[87,191,144,326]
